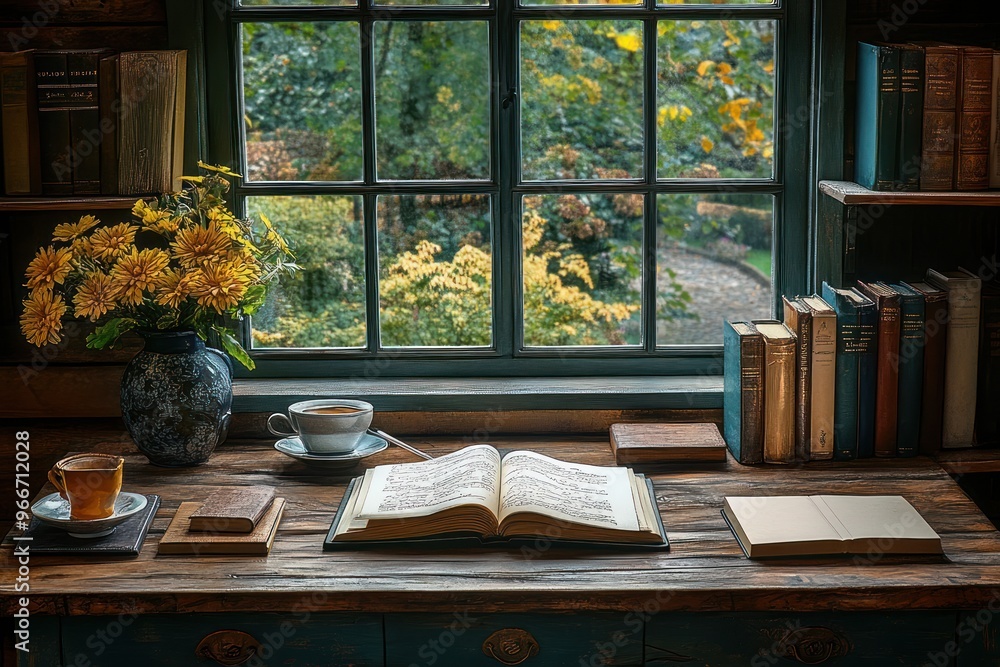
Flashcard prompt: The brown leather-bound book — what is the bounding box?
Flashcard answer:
[98,54,119,195]
[857,281,901,457]
[753,321,797,465]
[158,498,285,556]
[0,50,40,195]
[954,47,993,191]
[918,44,959,191]
[609,423,727,465]
[905,281,948,455]
[189,485,276,533]
[782,297,812,463]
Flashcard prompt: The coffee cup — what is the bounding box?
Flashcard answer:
[267,399,374,454]
[47,453,124,520]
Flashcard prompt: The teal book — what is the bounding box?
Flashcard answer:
[896,45,925,191]
[852,287,878,458]
[887,283,925,456]
[723,321,764,465]
[822,283,875,460]
[856,42,901,191]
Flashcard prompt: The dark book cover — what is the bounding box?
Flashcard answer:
[857,281,901,458]
[854,288,879,458]
[905,281,948,455]
[918,44,959,191]
[0,50,41,195]
[955,47,993,191]
[856,42,900,191]
[977,281,1000,444]
[897,45,924,191]
[889,282,926,457]
[19,495,160,557]
[822,283,873,461]
[98,54,119,195]
[723,321,764,466]
[38,106,73,196]
[67,51,104,195]
[782,297,812,462]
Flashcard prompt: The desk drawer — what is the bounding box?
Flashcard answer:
[61,613,383,667]
[386,613,642,666]
[645,612,955,666]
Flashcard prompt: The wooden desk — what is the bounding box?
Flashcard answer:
[5,432,1000,666]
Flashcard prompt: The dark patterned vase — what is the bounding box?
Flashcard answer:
[120,330,233,467]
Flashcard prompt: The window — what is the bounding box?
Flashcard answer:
[214,0,811,377]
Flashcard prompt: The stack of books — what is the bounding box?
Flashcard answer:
[158,485,285,555]
[855,40,1000,191]
[0,48,186,197]
[724,270,999,464]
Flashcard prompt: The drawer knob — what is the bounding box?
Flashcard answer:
[196,630,262,666]
[778,626,850,664]
[482,628,540,665]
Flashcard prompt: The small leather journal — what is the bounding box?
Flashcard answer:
[189,485,276,533]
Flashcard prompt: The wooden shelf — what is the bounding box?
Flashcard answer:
[934,449,1000,475]
[0,195,140,212]
[819,180,1000,207]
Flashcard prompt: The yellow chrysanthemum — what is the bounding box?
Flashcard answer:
[170,222,233,268]
[73,271,116,321]
[52,215,99,242]
[136,204,180,234]
[153,267,196,309]
[191,262,250,313]
[20,289,67,347]
[90,223,139,261]
[109,248,170,306]
[260,213,292,257]
[197,161,242,178]
[24,245,74,292]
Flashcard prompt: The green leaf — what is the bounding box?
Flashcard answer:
[86,318,136,350]
[241,284,267,316]
[156,312,180,330]
[213,327,255,371]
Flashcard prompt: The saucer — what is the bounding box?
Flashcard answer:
[31,492,148,539]
[274,433,388,470]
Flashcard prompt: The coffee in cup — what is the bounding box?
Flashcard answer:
[48,453,124,520]
[267,399,374,454]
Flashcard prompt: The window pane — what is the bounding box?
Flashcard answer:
[378,195,493,347]
[522,194,642,346]
[375,22,490,180]
[241,0,354,5]
[248,196,367,348]
[659,0,774,5]
[657,193,773,345]
[523,0,640,6]
[376,0,486,7]
[242,22,362,181]
[656,20,775,179]
[520,20,644,181]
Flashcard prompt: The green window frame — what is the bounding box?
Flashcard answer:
[203,0,814,380]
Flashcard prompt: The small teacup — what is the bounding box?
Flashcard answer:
[267,399,374,454]
[47,453,124,520]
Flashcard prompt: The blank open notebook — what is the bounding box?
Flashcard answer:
[723,495,943,558]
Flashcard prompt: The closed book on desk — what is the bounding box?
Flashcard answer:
[905,281,948,454]
[0,50,40,195]
[856,42,900,191]
[978,281,1000,444]
[158,498,285,555]
[889,282,926,457]
[723,495,942,559]
[954,47,993,191]
[927,268,982,448]
[753,321,796,465]
[189,485,276,533]
[723,321,764,465]
[857,281,901,458]
[782,297,812,462]
[609,423,726,464]
[800,296,837,461]
[919,43,959,190]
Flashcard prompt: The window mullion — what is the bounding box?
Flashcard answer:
[642,17,657,353]
[498,0,517,358]
[360,12,380,353]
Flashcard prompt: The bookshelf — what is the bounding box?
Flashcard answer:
[0,196,139,212]
[820,181,1000,208]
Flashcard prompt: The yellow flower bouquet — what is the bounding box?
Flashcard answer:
[20,163,296,370]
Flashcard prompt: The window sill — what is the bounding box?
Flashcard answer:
[232,375,723,413]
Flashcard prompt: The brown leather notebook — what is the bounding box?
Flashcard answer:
[189,486,276,533]
[857,282,901,457]
[609,423,727,465]
[954,47,993,191]
[918,43,959,191]
[905,281,948,455]
[158,498,285,556]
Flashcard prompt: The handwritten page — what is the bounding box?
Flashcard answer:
[498,450,639,532]
[357,444,501,520]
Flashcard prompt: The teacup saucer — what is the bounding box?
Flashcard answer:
[274,433,388,470]
[31,492,148,539]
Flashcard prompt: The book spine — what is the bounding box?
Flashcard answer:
[941,280,982,447]
[897,48,924,190]
[809,311,837,460]
[921,47,959,191]
[35,52,73,196]
[67,52,101,195]
[723,324,764,465]
[977,288,1000,444]
[896,295,925,457]
[876,46,901,191]
[823,286,859,461]
[857,301,878,458]
[955,48,993,191]
[99,55,119,195]
[784,303,812,462]
[991,53,1000,189]
[855,43,881,191]
[874,295,901,457]
[919,296,949,454]
[763,339,796,464]
[0,53,41,195]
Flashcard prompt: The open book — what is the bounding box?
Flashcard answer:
[723,495,943,558]
[325,445,667,550]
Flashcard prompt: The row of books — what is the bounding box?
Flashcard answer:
[855,41,1000,192]
[724,270,999,465]
[0,49,187,197]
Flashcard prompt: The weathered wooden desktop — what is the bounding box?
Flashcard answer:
[5,427,1000,666]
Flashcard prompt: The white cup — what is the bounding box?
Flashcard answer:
[267,399,374,454]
